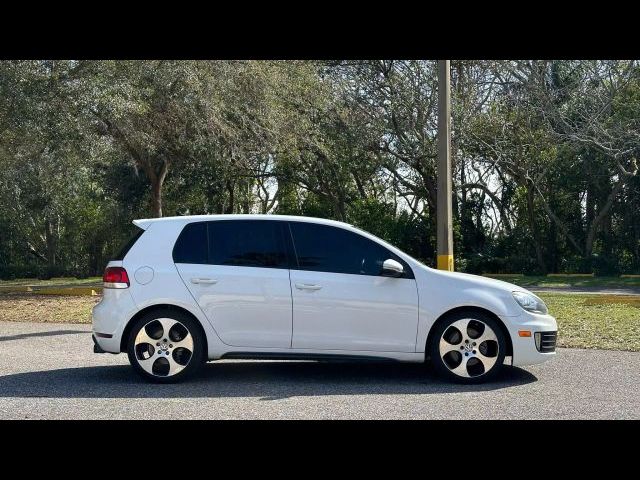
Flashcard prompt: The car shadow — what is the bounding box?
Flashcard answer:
[0,360,537,400]
[0,329,87,342]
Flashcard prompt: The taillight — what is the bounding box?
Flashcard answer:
[103,266,130,289]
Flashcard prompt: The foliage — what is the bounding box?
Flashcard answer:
[1,60,639,278]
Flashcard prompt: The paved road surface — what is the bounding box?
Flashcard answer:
[0,321,637,419]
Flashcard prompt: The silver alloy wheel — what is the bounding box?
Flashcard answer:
[438,318,499,378]
[133,317,194,377]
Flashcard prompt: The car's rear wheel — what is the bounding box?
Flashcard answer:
[127,309,205,383]
[429,311,506,384]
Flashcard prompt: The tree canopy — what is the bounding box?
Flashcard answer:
[1,60,639,278]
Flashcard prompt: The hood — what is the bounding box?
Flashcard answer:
[426,269,531,294]
[410,266,539,318]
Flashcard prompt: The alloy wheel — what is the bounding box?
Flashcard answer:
[133,317,194,377]
[438,318,500,378]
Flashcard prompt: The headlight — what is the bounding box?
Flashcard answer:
[512,291,548,314]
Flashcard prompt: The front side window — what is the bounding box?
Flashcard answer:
[289,222,411,277]
[208,220,287,268]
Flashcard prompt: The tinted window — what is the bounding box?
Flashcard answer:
[173,222,208,264]
[113,227,144,261]
[289,222,410,277]
[209,220,287,268]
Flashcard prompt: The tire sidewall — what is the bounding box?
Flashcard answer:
[127,309,205,383]
[429,311,507,384]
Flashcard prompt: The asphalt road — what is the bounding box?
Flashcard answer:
[0,321,638,419]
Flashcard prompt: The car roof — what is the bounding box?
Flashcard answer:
[132,214,354,231]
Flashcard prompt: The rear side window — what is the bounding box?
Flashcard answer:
[113,227,144,261]
[289,222,412,277]
[208,220,287,268]
[173,222,208,264]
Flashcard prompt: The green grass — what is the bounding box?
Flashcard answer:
[484,274,640,289]
[540,293,640,351]
[0,277,101,287]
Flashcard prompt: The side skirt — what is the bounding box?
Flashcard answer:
[219,351,403,363]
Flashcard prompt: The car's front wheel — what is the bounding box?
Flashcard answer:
[429,311,506,384]
[127,309,205,383]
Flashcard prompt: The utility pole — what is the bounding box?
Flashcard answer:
[437,60,454,271]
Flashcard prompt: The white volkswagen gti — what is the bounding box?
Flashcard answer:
[92,215,557,383]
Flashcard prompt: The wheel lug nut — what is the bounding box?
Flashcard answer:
[169,344,173,348]
[163,338,168,342]
[465,353,469,356]
[465,340,469,344]
[156,342,160,346]
[460,346,464,350]
[473,350,476,354]
[472,342,476,346]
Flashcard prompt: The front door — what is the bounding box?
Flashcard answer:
[288,222,419,352]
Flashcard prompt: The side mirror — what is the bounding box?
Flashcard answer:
[381,258,404,278]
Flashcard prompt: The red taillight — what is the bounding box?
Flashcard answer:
[103,266,130,288]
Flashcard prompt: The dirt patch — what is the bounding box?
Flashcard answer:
[582,295,640,307]
[0,294,100,324]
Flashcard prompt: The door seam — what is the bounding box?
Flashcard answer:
[288,268,294,348]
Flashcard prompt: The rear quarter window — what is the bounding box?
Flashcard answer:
[113,227,145,261]
[173,222,208,264]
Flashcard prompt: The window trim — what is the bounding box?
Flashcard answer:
[287,221,414,279]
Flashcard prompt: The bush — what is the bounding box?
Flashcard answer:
[461,254,542,275]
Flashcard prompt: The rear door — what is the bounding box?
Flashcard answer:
[174,220,293,348]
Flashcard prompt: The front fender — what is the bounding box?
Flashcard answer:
[413,268,521,353]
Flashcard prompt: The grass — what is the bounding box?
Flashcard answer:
[539,293,640,351]
[484,274,640,289]
[0,277,101,287]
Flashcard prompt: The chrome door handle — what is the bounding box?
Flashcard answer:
[295,283,322,291]
[190,278,218,285]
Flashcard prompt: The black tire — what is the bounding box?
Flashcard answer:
[126,308,205,383]
[429,310,506,384]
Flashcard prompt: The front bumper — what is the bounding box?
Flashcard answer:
[503,310,558,367]
[92,334,107,353]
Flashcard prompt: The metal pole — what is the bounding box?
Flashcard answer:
[437,60,454,271]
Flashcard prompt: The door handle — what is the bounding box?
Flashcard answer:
[295,283,322,291]
[190,278,218,285]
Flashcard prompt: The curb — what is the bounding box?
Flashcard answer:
[35,287,102,296]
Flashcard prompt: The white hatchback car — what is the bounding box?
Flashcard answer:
[92,215,557,383]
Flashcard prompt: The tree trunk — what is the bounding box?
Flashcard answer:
[140,157,170,218]
[526,185,547,273]
[585,181,595,233]
[242,179,251,213]
[44,219,56,268]
[151,181,163,218]
[225,181,235,214]
[585,177,626,258]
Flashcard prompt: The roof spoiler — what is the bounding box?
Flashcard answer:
[133,219,153,230]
